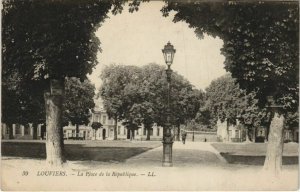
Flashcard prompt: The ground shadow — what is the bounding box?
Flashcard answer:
[220,153,298,165]
[1,142,153,162]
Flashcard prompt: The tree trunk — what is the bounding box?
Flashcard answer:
[32,123,38,140]
[130,129,133,141]
[252,127,256,143]
[44,79,65,166]
[75,124,79,139]
[290,130,294,142]
[245,128,251,142]
[263,111,285,175]
[146,126,151,141]
[177,124,181,141]
[226,119,230,142]
[126,128,130,139]
[265,121,271,142]
[132,129,135,140]
[8,123,14,139]
[113,117,117,140]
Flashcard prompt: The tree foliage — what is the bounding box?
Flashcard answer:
[3,0,109,83]
[2,0,147,82]
[200,74,274,141]
[162,1,299,111]
[100,64,141,121]
[2,0,146,165]
[91,122,103,131]
[63,77,95,127]
[99,63,204,137]
[2,69,45,133]
[203,74,246,125]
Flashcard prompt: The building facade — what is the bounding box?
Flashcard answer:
[63,107,164,141]
[216,119,244,142]
[216,118,299,143]
[2,107,164,141]
[2,123,45,140]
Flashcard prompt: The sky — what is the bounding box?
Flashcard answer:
[88,1,226,91]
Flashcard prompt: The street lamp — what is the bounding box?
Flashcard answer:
[162,41,176,167]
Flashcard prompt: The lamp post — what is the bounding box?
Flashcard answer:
[162,41,176,167]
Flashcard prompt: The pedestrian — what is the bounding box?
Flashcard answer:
[181,131,187,144]
[204,138,207,142]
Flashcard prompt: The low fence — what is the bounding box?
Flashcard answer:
[184,131,218,142]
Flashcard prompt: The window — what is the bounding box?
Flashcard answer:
[117,126,121,135]
[124,128,127,135]
[15,124,21,134]
[5,126,9,134]
[157,128,160,136]
[102,115,106,125]
[143,128,146,136]
[229,130,232,138]
[94,115,99,123]
[109,118,114,125]
[285,131,291,140]
[235,130,239,138]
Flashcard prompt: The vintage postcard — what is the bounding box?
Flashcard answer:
[1,0,299,191]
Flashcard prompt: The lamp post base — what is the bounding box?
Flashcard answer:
[162,161,173,167]
[162,140,173,167]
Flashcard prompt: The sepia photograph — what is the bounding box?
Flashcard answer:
[1,0,299,191]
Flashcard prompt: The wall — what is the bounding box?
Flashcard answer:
[185,132,218,142]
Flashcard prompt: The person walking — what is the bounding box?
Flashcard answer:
[181,131,187,144]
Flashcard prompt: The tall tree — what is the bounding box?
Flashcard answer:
[162,1,299,174]
[133,64,203,140]
[122,121,140,140]
[171,83,204,141]
[2,68,45,140]
[63,77,95,139]
[100,63,204,140]
[238,92,271,142]
[91,122,103,140]
[2,70,24,139]
[203,74,270,142]
[99,64,141,140]
[2,0,146,166]
[3,0,107,165]
[136,64,165,140]
[204,74,245,141]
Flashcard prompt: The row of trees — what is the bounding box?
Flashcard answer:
[99,63,204,141]
[2,0,144,166]
[2,76,96,139]
[196,74,298,142]
[3,0,298,174]
[162,1,299,174]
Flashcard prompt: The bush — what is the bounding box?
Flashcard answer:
[91,122,102,130]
